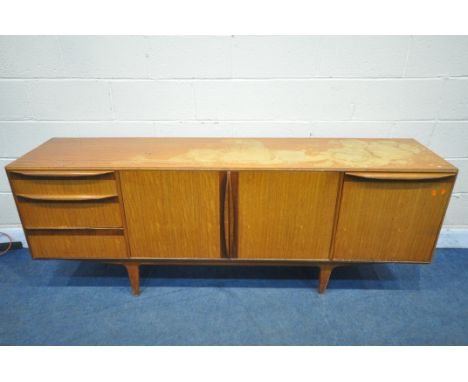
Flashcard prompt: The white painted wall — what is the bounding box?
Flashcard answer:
[1,36,468,238]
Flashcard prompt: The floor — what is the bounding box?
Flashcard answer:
[0,248,467,345]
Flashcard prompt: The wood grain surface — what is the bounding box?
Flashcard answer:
[332,175,456,262]
[9,173,117,197]
[27,229,127,259]
[236,171,340,260]
[119,170,221,259]
[5,138,458,279]
[6,138,456,172]
[17,199,122,228]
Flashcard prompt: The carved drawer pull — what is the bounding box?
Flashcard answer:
[10,170,114,178]
[346,172,456,181]
[17,194,118,202]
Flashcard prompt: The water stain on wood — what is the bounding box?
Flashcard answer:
[168,139,423,167]
[8,137,454,172]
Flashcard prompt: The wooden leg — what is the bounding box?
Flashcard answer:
[318,265,334,294]
[125,263,140,296]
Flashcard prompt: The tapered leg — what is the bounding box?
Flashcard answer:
[318,265,334,294]
[125,263,140,296]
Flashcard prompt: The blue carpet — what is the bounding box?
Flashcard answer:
[0,248,467,345]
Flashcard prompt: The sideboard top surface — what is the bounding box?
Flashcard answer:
[7,137,456,172]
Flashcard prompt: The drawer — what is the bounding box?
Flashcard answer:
[9,170,117,197]
[333,172,456,262]
[27,229,127,259]
[17,196,123,228]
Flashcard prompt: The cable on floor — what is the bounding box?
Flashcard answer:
[0,232,13,256]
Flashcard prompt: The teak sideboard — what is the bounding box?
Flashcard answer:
[5,138,457,295]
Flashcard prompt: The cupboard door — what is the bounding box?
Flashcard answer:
[119,170,222,259]
[236,171,340,260]
[333,173,456,262]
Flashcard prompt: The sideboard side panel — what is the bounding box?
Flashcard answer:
[119,170,222,259]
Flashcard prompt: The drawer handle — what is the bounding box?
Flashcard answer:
[10,170,113,178]
[17,194,118,202]
[346,172,456,181]
[26,228,124,235]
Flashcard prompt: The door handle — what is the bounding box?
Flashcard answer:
[227,171,239,259]
[220,171,238,259]
[219,171,229,258]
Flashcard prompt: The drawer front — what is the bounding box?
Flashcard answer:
[27,229,127,259]
[333,172,456,262]
[9,170,117,198]
[17,198,123,228]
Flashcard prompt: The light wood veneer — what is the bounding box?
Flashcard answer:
[26,229,127,259]
[119,170,221,259]
[6,138,457,295]
[237,171,340,260]
[333,174,455,262]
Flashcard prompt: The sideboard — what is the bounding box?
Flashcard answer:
[5,138,457,295]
